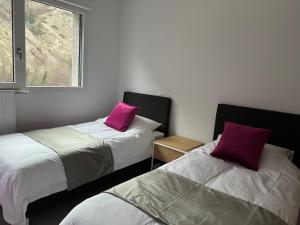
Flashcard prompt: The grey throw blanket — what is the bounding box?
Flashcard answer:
[106,170,287,225]
[25,127,113,190]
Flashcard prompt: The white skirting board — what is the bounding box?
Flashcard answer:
[0,91,16,135]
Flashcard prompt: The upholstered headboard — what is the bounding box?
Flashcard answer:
[123,91,172,136]
[213,104,300,168]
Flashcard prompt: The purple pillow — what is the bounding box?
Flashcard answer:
[104,102,139,132]
[211,122,272,171]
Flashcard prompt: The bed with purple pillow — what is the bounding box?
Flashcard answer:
[0,91,172,225]
[61,104,300,225]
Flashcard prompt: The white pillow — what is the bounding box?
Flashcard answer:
[129,115,162,131]
[264,144,294,161]
[213,135,294,161]
[96,117,107,123]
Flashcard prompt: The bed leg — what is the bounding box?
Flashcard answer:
[151,142,154,170]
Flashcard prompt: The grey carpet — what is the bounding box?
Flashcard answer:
[29,201,76,225]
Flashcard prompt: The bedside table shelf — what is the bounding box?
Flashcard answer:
[152,136,204,169]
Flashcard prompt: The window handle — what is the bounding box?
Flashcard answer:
[17,48,22,61]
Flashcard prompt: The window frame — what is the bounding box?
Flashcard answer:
[0,0,26,89]
[0,0,86,89]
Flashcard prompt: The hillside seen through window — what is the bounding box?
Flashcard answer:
[25,0,81,87]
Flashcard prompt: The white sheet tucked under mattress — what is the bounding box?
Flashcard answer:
[60,139,300,225]
[0,119,155,225]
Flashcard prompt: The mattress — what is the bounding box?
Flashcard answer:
[0,118,157,225]
[60,138,300,225]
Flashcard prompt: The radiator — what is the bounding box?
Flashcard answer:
[0,91,16,135]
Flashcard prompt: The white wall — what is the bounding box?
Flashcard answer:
[118,0,300,142]
[16,0,121,131]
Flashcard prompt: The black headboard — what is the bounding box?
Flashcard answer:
[213,104,300,168]
[123,91,172,136]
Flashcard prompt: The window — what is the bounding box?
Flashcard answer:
[25,0,82,87]
[0,0,84,89]
[0,0,13,83]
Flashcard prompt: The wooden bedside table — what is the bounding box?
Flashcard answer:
[152,136,204,169]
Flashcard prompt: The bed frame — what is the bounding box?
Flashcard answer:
[26,92,172,218]
[213,104,300,168]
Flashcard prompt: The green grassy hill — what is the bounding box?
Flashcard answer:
[0,0,13,82]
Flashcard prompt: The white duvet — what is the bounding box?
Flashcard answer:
[61,139,300,225]
[0,119,155,225]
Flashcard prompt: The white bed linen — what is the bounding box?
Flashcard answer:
[0,119,155,225]
[61,139,300,225]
